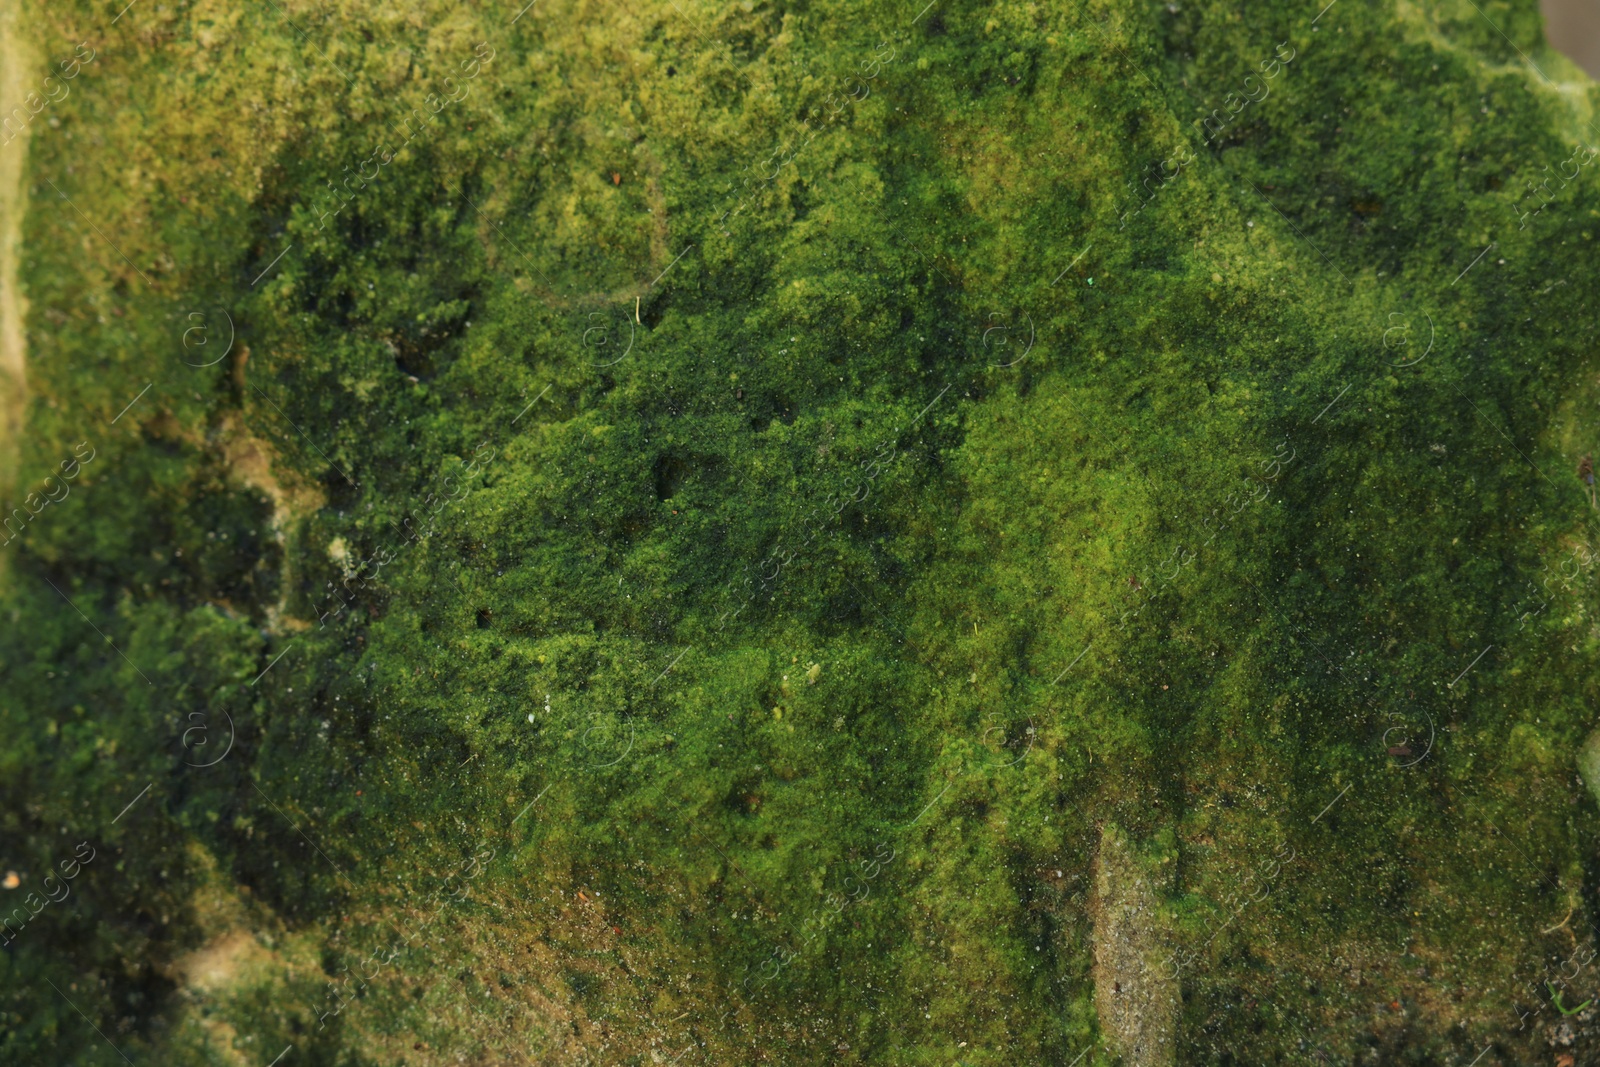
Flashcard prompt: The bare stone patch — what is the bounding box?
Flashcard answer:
[1091,823,1179,1067]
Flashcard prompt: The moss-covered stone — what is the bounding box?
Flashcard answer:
[3,0,1600,1062]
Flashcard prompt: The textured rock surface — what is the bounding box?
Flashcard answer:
[1092,824,1178,1067]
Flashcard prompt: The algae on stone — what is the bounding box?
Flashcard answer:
[1,0,1599,1063]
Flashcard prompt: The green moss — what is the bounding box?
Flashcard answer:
[3,0,1600,1062]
